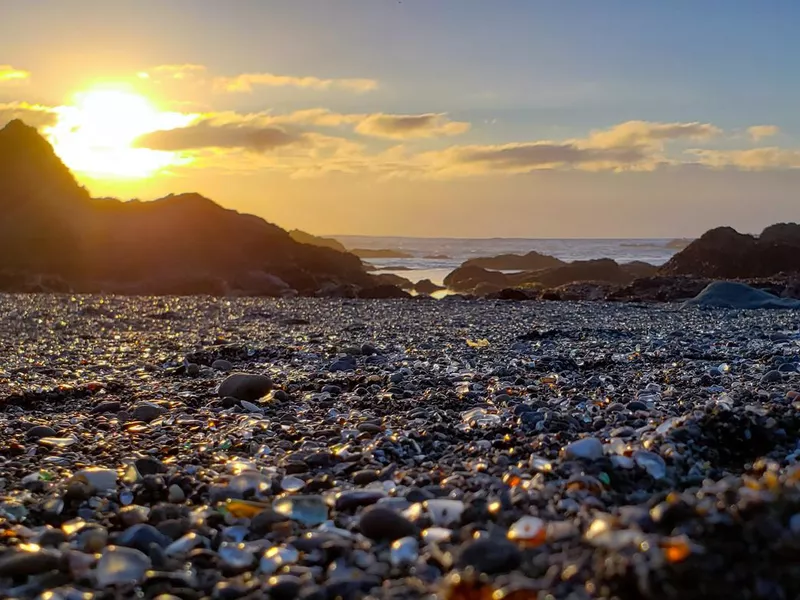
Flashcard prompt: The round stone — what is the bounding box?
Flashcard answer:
[218,373,273,401]
[358,506,417,541]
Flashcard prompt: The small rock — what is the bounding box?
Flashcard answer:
[761,370,783,384]
[0,549,61,577]
[218,373,273,401]
[212,359,233,372]
[95,546,151,587]
[91,401,121,415]
[564,437,604,461]
[116,523,171,552]
[457,538,522,574]
[168,484,186,503]
[134,457,167,476]
[358,506,417,541]
[25,425,57,439]
[131,402,166,423]
[72,468,118,493]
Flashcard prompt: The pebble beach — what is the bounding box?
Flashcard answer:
[2,294,800,599]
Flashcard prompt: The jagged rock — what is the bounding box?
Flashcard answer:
[0,120,373,296]
[288,230,346,252]
[661,224,800,278]
[443,266,510,292]
[520,258,655,288]
[413,279,445,295]
[461,251,564,271]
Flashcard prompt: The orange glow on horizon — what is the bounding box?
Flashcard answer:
[45,85,195,179]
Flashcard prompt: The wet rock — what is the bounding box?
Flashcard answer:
[564,437,604,460]
[358,506,417,541]
[457,538,522,574]
[131,402,167,423]
[0,549,61,577]
[25,425,57,439]
[212,359,233,372]
[218,373,273,401]
[95,546,151,587]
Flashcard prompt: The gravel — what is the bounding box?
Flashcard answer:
[0,294,799,598]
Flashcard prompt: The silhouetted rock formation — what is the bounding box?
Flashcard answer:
[443,265,512,292]
[660,224,800,278]
[351,248,413,259]
[528,258,657,288]
[414,279,445,295]
[0,120,382,296]
[461,251,564,271]
[444,258,658,294]
[289,229,347,253]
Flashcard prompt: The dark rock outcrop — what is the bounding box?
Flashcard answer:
[461,251,565,271]
[413,279,445,295]
[372,273,414,290]
[524,258,657,288]
[0,120,375,296]
[443,265,511,292]
[288,230,347,253]
[444,259,658,295]
[660,225,800,278]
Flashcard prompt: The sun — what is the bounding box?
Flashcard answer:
[46,85,195,179]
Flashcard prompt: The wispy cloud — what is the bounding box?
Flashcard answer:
[689,147,800,170]
[747,125,780,142]
[134,120,303,153]
[213,72,378,93]
[355,113,470,139]
[585,120,721,150]
[138,64,207,81]
[0,101,58,128]
[419,120,722,176]
[0,65,30,85]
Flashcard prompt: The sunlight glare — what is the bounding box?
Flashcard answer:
[46,86,196,179]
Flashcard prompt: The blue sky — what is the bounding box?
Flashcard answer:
[1,1,798,237]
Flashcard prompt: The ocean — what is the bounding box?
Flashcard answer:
[333,236,685,286]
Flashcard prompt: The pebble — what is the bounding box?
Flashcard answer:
[212,359,233,372]
[0,549,61,577]
[131,401,166,423]
[95,546,151,587]
[218,373,273,401]
[563,437,605,460]
[761,370,783,384]
[71,468,117,493]
[358,506,417,541]
[457,538,522,574]
[24,425,57,439]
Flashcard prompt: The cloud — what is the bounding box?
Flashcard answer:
[585,120,721,150]
[134,120,303,153]
[417,120,720,177]
[747,125,780,141]
[213,72,378,93]
[138,64,207,81]
[0,65,30,85]
[690,147,800,170]
[0,101,58,128]
[424,142,649,176]
[355,113,470,139]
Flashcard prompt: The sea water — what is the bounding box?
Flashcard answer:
[334,236,684,286]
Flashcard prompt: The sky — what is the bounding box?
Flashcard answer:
[1,0,799,238]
